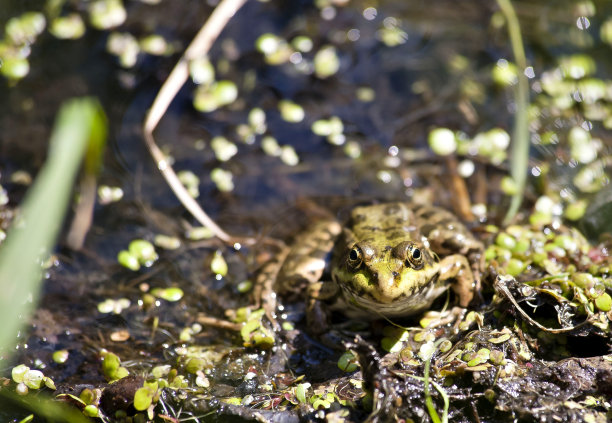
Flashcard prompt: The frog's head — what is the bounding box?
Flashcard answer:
[333,240,438,305]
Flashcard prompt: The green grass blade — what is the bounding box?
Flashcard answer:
[496,0,530,224]
[0,389,91,423]
[0,97,107,353]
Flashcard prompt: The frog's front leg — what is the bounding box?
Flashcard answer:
[306,281,339,334]
[437,254,475,307]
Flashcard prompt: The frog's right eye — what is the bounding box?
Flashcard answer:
[347,246,363,269]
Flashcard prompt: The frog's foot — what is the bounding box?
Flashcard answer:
[438,254,475,307]
[421,306,467,330]
[306,297,329,335]
[305,281,340,334]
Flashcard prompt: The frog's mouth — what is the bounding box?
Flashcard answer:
[339,282,449,318]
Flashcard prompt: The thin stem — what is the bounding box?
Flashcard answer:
[497,0,530,224]
[143,0,249,244]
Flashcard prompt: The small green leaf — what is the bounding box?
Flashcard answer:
[23,369,44,389]
[595,292,612,312]
[83,405,99,417]
[133,386,154,411]
[52,349,69,364]
[428,128,457,156]
[211,250,228,276]
[12,364,29,383]
[117,250,140,271]
[151,287,184,302]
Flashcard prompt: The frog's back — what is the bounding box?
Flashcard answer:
[349,202,478,251]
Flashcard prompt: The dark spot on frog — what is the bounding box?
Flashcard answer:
[441,238,461,251]
[420,223,437,236]
[360,225,381,232]
[416,209,437,219]
[384,204,401,215]
[391,241,411,260]
[435,218,456,230]
[353,213,366,223]
[388,230,406,239]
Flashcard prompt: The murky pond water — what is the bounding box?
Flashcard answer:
[1,0,612,421]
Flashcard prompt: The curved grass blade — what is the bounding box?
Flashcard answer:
[0,97,107,352]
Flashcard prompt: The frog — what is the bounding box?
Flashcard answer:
[268,202,484,332]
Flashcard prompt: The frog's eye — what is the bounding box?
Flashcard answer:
[347,246,363,269]
[406,246,424,269]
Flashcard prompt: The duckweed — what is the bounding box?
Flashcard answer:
[177,170,200,198]
[489,350,505,365]
[418,341,436,361]
[506,258,526,276]
[559,54,596,79]
[428,128,457,156]
[292,36,313,53]
[337,351,359,372]
[151,287,184,302]
[211,136,238,162]
[52,349,70,364]
[313,45,340,78]
[439,339,452,353]
[189,57,215,85]
[88,0,126,30]
[343,140,362,158]
[237,308,275,348]
[1,57,30,80]
[139,34,169,56]
[237,280,253,293]
[83,405,100,418]
[129,239,158,266]
[210,250,228,276]
[193,80,238,112]
[6,12,46,44]
[50,14,86,39]
[98,298,131,314]
[492,59,518,86]
[210,167,234,192]
[153,234,181,250]
[377,19,408,47]
[280,145,300,166]
[118,250,140,271]
[295,382,311,403]
[134,381,159,411]
[97,185,124,204]
[278,100,305,123]
[564,199,588,220]
[106,32,139,67]
[500,176,518,195]
[186,226,214,240]
[594,293,612,312]
[101,351,129,381]
[248,108,267,134]
[12,364,29,383]
[495,233,516,250]
[255,33,292,65]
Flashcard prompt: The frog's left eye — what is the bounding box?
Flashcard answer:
[347,246,363,269]
[406,245,424,269]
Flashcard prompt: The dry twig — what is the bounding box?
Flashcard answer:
[142,0,249,244]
